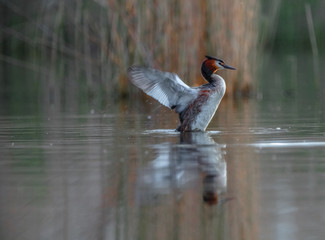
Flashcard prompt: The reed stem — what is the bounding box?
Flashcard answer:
[305,3,320,87]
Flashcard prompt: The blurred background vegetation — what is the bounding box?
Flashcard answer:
[0,0,324,114]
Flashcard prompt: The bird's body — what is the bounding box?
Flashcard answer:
[128,56,235,132]
[177,76,226,132]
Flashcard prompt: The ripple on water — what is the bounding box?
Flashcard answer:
[251,141,325,148]
[142,129,221,135]
[142,129,179,135]
[249,127,289,135]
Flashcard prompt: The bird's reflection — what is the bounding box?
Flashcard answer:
[137,132,227,205]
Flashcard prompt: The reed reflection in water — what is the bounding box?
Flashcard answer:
[133,129,259,240]
[0,108,260,240]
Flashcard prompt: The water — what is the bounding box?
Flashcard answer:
[1,97,325,240]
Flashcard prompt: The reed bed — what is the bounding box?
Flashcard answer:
[1,0,259,101]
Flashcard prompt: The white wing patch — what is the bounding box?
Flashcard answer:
[128,66,197,112]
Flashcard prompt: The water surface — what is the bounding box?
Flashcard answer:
[1,98,325,240]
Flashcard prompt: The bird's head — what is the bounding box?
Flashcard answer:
[201,55,235,81]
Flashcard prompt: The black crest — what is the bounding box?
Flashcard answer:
[205,55,224,63]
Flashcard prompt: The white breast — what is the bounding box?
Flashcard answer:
[191,76,226,131]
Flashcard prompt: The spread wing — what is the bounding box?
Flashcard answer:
[128,66,197,113]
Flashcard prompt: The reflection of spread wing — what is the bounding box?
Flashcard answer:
[128,66,198,113]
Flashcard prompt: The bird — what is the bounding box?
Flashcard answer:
[128,55,236,132]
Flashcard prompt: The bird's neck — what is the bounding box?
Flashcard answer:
[205,74,226,95]
[201,63,219,84]
[203,73,221,86]
[201,62,211,80]
[203,75,214,83]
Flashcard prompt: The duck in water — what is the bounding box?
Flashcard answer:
[128,56,235,132]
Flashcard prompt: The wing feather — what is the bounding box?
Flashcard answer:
[128,66,197,112]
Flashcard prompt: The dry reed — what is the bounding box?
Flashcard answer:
[107,0,259,96]
[305,3,320,86]
[1,0,259,99]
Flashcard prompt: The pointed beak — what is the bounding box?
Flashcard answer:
[223,64,236,70]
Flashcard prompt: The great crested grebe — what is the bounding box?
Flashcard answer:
[128,55,236,132]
